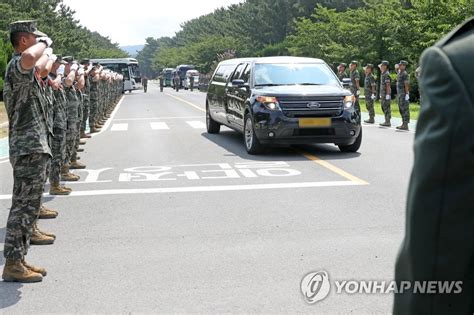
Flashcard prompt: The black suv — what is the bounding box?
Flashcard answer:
[206,57,361,154]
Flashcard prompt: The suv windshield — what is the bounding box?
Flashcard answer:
[254,63,339,86]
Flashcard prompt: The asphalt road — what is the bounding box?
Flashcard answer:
[0,83,415,313]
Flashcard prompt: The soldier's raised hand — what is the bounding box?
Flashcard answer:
[36,36,53,47]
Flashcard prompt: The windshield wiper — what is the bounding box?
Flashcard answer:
[297,83,322,86]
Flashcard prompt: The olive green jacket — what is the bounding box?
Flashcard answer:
[394,18,474,314]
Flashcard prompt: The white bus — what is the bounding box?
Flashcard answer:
[90,58,142,92]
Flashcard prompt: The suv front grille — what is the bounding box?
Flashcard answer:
[278,96,344,118]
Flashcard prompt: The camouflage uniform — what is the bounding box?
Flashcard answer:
[49,73,68,184]
[3,53,52,260]
[89,77,99,128]
[81,73,91,132]
[364,73,376,119]
[64,84,80,166]
[337,71,348,82]
[380,70,392,122]
[397,69,410,124]
[350,68,360,112]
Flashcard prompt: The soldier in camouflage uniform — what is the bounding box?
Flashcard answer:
[2,20,56,283]
[88,64,102,133]
[349,61,361,113]
[363,63,377,123]
[48,57,72,195]
[336,63,348,82]
[61,57,82,181]
[378,60,392,127]
[79,59,92,139]
[396,60,410,130]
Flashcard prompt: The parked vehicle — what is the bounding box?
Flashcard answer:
[206,56,361,154]
[91,58,142,92]
[183,69,200,90]
[175,64,195,88]
[162,68,174,87]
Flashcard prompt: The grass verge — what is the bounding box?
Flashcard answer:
[359,98,420,121]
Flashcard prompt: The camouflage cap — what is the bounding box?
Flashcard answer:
[350,60,358,65]
[399,60,408,65]
[338,62,347,68]
[80,58,90,65]
[9,20,47,37]
[379,60,390,67]
[363,63,374,70]
[62,56,74,63]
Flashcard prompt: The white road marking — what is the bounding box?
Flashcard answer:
[0,181,364,200]
[110,123,128,131]
[114,116,203,121]
[186,121,206,129]
[150,122,170,130]
[90,96,124,137]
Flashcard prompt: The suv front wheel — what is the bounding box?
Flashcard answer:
[244,113,263,154]
[338,129,362,152]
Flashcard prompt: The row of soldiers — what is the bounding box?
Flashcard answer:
[2,20,123,283]
[337,60,411,131]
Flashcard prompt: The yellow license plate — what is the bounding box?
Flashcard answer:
[298,118,332,128]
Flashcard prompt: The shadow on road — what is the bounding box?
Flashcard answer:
[0,226,23,310]
[202,130,361,161]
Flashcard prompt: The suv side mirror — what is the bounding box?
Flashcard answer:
[232,79,246,87]
[341,78,351,89]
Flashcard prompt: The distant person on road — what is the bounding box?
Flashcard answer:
[393,18,474,314]
[159,74,164,92]
[173,73,180,92]
[378,60,392,127]
[142,76,148,93]
[395,60,410,130]
[189,75,194,92]
[363,63,377,124]
[336,63,348,81]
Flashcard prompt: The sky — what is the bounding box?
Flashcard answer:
[62,0,244,47]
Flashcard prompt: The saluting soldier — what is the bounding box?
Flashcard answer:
[378,60,392,127]
[396,60,410,130]
[2,20,54,283]
[363,63,377,124]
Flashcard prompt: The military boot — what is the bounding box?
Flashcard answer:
[2,259,43,283]
[22,258,47,277]
[80,130,92,139]
[90,127,101,133]
[77,148,84,152]
[396,123,409,131]
[79,139,87,145]
[31,226,55,245]
[49,183,71,196]
[39,205,59,219]
[364,117,375,124]
[61,166,80,181]
[61,185,72,192]
[379,121,391,127]
[70,161,86,169]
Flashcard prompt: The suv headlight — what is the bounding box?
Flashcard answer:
[257,96,281,111]
[344,95,355,109]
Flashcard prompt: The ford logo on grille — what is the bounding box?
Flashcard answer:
[307,101,321,108]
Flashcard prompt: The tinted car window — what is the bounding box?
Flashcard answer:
[231,63,246,81]
[241,64,250,83]
[254,63,339,86]
[213,64,236,83]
